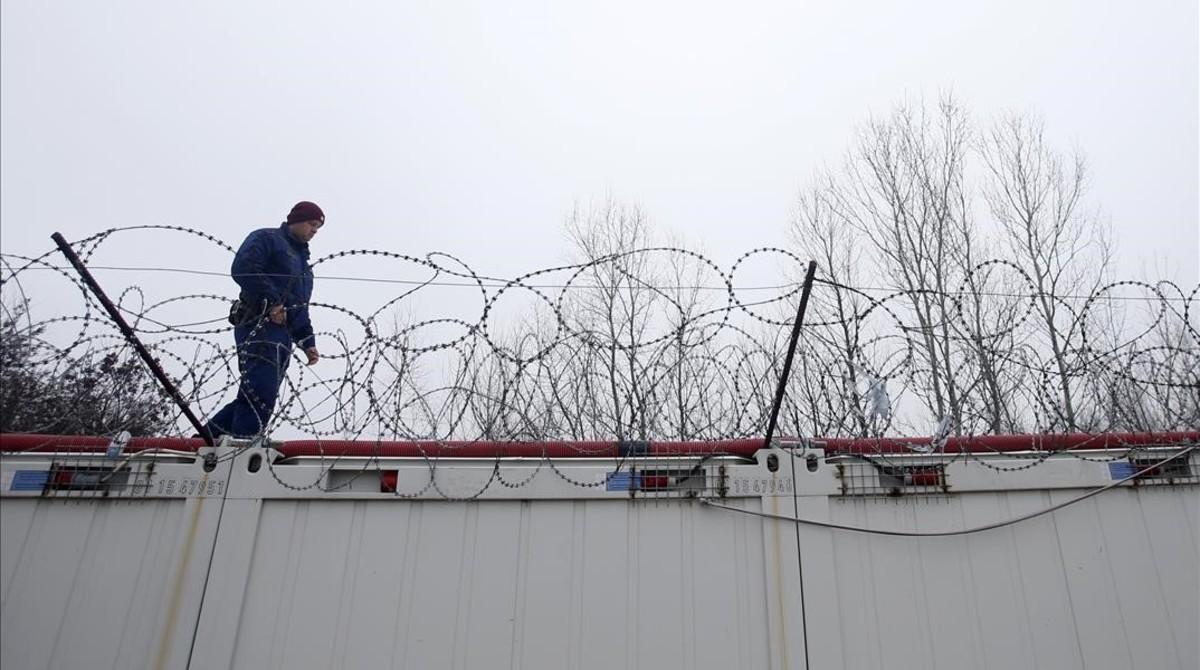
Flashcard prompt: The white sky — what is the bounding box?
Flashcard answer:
[2,0,1197,287]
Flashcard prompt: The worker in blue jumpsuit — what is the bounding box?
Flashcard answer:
[205,201,324,440]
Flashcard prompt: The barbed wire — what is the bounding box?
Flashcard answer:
[1,226,1197,496]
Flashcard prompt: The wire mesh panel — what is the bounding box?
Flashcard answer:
[833,456,951,497]
[40,457,162,498]
[1115,450,1200,485]
[604,456,732,500]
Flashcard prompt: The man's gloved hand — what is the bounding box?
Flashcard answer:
[268,304,287,325]
[304,347,320,366]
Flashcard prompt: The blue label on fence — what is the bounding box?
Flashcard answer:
[606,472,640,491]
[11,470,49,491]
[1108,462,1135,480]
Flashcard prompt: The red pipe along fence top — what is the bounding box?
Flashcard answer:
[1,431,1197,458]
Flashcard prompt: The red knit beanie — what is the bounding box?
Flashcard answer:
[286,201,325,225]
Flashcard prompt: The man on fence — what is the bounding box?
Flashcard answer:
[204,201,323,440]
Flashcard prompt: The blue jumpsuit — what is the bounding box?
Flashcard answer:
[205,225,316,439]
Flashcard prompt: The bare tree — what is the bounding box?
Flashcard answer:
[980,112,1111,431]
[791,177,875,436]
[825,96,975,431]
[0,300,173,436]
[561,199,663,440]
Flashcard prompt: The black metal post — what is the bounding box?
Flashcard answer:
[52,232,214,446]
[762,260,818,451]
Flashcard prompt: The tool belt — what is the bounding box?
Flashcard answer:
[227,297,268,326]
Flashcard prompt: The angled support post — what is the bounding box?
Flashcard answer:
[763,260,818,451]
[51,232,215,446]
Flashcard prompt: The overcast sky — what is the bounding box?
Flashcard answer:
[2,0,1197,290]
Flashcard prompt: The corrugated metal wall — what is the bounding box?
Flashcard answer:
[819,488,1197,670]
[2,445,1197,669]
[1,497,217,670]
[227,499,770,670]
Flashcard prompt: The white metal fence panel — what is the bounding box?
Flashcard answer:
[2,443,1197,670]
[220,498,772,670]
[821,487,1198,670]
[1,498,215,670]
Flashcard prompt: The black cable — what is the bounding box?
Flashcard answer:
[701,446,1197,536]
[4,258,1196,302]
